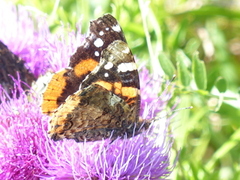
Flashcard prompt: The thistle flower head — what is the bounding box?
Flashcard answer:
[0,77,174,179]
[0,0,77,76]
[0,1,176,179]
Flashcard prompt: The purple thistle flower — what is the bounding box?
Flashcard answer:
[0,1,176,179]
[0,77,174,180]
[0,0,78,76]
[139,66,174,119]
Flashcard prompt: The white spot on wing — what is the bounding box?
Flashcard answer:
[105,27,110,31]
[104,62,114,70]
[99,31,104,36]
[94,51,100,56]
[94,38,104,47]
[117,62,137,73]
[104,72,109,77]
[112,24,121,32]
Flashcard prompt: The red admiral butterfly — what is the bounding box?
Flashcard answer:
[42,14,149,142]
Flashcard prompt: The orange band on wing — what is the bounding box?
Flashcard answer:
[42,69,69,115]
[121,87,139,104]
[93,81,124,96]
[122,87,138,98]
[93,81,138,105]
[93,80,113,91]
[113,82,122,95]
[74,59,98,77]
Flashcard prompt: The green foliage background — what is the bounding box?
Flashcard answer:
[9,0,240,179]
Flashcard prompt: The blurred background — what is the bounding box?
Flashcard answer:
[8,0,240,179]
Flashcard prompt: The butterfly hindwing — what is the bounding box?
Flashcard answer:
[48,40,141,142]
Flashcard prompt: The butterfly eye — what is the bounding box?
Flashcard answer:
[63,121,73,130]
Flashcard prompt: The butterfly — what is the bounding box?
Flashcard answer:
[42,14,149,142]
